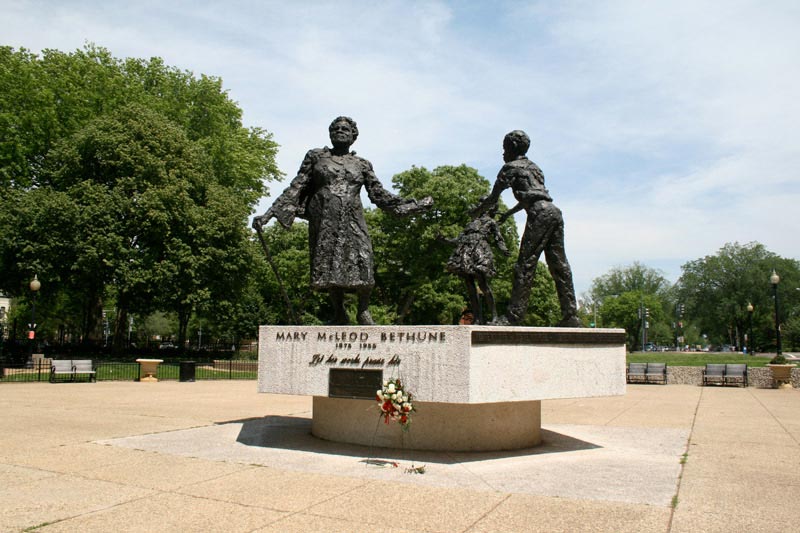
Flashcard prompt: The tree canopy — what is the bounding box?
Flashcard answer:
[583,262,672,349]
[589,261,672,301]
[0,45,280,348]
[676,242,800,351]
[585,243,800,352]
[369,164,559,325]
[0,45,279,195]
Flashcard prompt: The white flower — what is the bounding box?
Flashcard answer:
[403,402,412,411]
[377,390,384,400]
[387,383,396,393]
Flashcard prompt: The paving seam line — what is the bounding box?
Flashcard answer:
[258,478,379,530]
[461,493,513,533]
[666,386,703,532]
[748,387,800,447]
[603,396,645,426]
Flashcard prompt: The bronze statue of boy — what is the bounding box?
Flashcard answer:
[471,130,580,327]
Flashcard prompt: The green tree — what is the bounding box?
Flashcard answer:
[41,104,269,350]
[599,292,666,351]
[676,242,800,351]
[369,164,558,325]
[370,165,496,324]
[1,45,279,195]
[0,45,280,347]
[784,315,800,352]
[586,263,673,349]
[590,261,672,301]
[249,221,328,326]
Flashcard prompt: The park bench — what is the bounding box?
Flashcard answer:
[50,359,96,383]
[72,359,97,382]
[50,360,74,382]
[627,363,667,384]
[723,363,748,387]
[702,363,727,386]
[626,363,647,383]
[645,362,667,384]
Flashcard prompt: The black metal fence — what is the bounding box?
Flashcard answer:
[0,359,258,383]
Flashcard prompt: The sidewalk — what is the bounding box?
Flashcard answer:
[2,381,799,532]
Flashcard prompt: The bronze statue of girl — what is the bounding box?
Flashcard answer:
[441,205,509,324]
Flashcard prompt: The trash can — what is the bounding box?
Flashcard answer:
[179,361,196,382]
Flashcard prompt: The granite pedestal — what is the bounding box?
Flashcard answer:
[258,326,626,451]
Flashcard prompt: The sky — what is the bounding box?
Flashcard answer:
[3,0,799,297]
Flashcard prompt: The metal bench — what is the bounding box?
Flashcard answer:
[702,364,726,386]
[626,363,647,383]
[50,359,96,383]
[645,363,667,384]
[50,360,75,382]
[627,363,667,384]
[723,364,748,387]
[72,359,97,382]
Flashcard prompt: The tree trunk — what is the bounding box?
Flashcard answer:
[177,307,191,354]
[81,295,103,345]
[396,292,416,325]
[112,307,128,353]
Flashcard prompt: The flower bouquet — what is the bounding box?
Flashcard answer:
[376,378,415,429]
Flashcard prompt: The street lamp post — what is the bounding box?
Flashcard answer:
[746,302,754,356]
[638,301,650,352]
[675,303,685,351]
[770,270,781,356]
[28,274,41,361]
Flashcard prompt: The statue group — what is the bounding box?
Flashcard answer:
[253,117,580,327]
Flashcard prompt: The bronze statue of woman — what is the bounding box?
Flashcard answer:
[253,117,432,325]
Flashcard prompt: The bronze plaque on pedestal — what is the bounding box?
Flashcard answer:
[329,368,383,399]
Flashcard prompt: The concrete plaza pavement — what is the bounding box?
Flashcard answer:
[2,381,799,532]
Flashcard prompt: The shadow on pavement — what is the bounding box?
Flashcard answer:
[223,415,601,464]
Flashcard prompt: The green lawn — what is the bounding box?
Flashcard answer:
[627,352,779,367]
[154,364,257,380]
[94,363,257,381]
